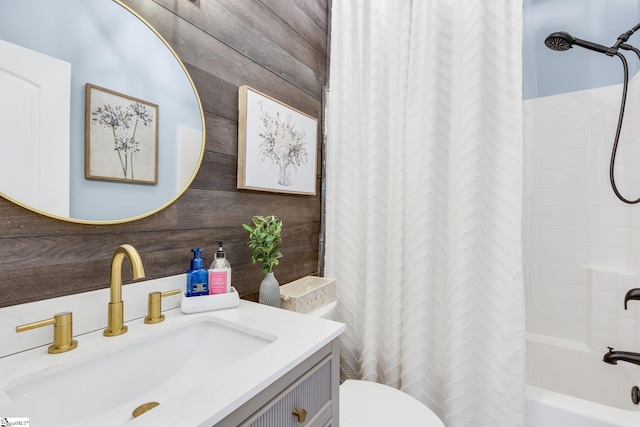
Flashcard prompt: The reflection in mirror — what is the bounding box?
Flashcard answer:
[0,0,204,223]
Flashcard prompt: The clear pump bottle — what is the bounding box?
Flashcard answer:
[209,241,231,294]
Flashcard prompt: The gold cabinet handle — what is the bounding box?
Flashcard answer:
[16,312,78,354]
[144,289,181,324]
[292,408,307,423]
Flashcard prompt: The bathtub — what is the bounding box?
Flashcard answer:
[526,335,640,427]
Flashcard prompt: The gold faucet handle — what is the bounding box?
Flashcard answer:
[145,289,181,324]
[16,312,78,354]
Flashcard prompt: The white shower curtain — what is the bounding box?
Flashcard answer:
[324,1,524,426]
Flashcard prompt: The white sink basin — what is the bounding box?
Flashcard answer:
[2,317,274,426]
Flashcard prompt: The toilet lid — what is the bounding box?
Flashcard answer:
[340,380,445,427]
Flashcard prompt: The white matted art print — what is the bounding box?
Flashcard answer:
[85,84,158,184]
[237,86,318,195]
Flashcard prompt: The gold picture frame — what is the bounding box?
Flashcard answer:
[85,83,158,184]
[237,85,318,195]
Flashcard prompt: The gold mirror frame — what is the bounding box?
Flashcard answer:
[0,0,205,225]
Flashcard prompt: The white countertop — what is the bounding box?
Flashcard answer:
[0,275,344,426]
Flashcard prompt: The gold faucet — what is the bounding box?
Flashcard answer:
[104,244,146,337]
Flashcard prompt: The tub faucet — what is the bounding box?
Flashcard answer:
[603,347,640,366]
[624,288,640,309]
[104,244,146,337]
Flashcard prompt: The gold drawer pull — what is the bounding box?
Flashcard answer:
[292,408,307,423]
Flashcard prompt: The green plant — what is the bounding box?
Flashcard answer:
[243,215,283,273]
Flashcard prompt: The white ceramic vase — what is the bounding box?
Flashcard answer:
[259,272,281,308]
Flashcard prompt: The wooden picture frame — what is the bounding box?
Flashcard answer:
[85,83,158,184]
[237,85,318,195]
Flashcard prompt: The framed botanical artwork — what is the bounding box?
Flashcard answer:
[237,85,318,195]
[85,83,158,184]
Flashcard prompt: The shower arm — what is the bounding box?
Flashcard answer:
[609,23,640,55]
[544,25,640,203]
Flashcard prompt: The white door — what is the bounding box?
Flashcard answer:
[0,39,71,217]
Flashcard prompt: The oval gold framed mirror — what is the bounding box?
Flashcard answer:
[0,0,205,224]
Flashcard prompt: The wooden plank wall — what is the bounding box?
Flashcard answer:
[0,0,329,308]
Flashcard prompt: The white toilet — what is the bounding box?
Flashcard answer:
[309,300,445,427]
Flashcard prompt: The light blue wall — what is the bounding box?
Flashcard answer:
[524,0,640,99]
[0,0,202,221]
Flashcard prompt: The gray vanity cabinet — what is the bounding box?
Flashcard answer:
[216,339,340,427]
[240,356,332,426]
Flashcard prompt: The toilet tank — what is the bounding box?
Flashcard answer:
[308,299,337,320]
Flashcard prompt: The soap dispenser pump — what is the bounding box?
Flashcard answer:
[209,241,231,294]
[186,248,209,297]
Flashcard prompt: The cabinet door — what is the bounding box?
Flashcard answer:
[240,356,332,427]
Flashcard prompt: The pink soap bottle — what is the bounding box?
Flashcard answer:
[209,241,231,294]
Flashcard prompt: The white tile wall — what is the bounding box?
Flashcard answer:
[524,76,640,347]
[588,267,638,351]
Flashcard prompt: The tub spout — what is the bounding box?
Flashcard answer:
[624,288,640,309]
[603,347,640,366]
